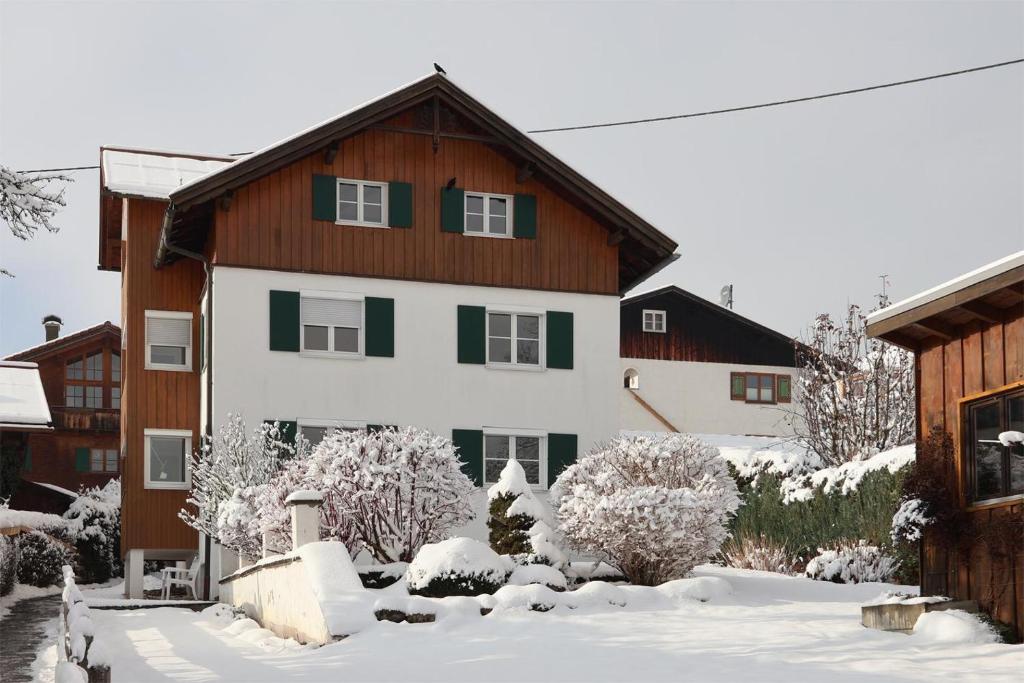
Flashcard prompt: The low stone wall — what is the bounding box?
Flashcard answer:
[861,599,979,634]
[219,555,334,645]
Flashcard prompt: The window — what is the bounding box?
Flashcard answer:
[484,433,543,487]
[642,310,666,333]
[731,372,791,404]
[65,385,84,408]
[90,448,118,473]
[624,368,640,390]
[111,387,121,409]
[85,352,103,381]
[144,429,191,490]
[465,192,512,237]
[145,311,192,371]
[85,386,103,409]
[66,358,84,380]
[965,389,1024,503]
[300,294,363,355]
[336,179,388,227]
[111,352,121,383]
[487,312,540,366]
[298,419,366,447]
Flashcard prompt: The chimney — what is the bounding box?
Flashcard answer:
[42,315,63,342]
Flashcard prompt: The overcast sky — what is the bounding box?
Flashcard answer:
[1,1,1021,356]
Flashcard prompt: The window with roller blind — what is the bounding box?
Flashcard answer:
[145,311,193,371]
[300,293,364,356]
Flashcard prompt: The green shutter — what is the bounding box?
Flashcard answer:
[457,305,486,364]
[23,444,31,472]
[75,447,90,472]
[546,311,573,369]
[547,433,578,488]
[388,182,413,228]
[264,420,297,447]
[312,175,337,221]
[269,290,300,352]
[365,297,395,357]
[778,375,792,402]
[367,424,384,433]
[452,429,483,486]
[440,187,465,233]
[730,373,745,400]
[513,194,537,239]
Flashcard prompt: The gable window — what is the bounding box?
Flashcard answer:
[301,294,363,356]
[66,358,84,381]
[643,310,666,333]
[465,193,512,237]
[484,433,543,487]
[111,352,121,383]
[90,448,118,473]
[730,372,791,405]
[965,389,1023,503]
[145,311,192,371]
[337,179,388,227]
[144,429,191,490]
[487,311,541,366]
[85,352,103,381]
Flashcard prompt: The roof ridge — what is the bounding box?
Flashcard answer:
[4,321,120,361]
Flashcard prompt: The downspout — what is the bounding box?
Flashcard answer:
[159,204,215,599]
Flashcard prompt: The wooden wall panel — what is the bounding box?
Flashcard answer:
[942,338,964,433]
[962,322,984,397]
[121,198,203,554]
[1004,316,1023,383]
[918,342,945,434]
[982,322,1005,391]
[212,128,618,295]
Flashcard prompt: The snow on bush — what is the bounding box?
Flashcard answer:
[780,444,915,504]
[0,534,16,596]
[528,520,567,568]
[487,459,545,556]
[913,610,999,644]
[804,540,898,584]
[406,537,507,597]
[721,533,794,574]
[16,530,72,587]
[63,478,121,583]
[552,434,740,586]
[890,497,932,545]
[507,564,567,591]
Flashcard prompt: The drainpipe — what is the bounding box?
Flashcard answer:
[159,204,215,599]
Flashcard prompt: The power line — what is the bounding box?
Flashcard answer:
[15,57,1023,173]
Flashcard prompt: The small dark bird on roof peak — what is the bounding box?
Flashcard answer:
[445,177,457,190]
[434,63,447,75]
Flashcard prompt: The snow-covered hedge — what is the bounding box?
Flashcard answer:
[63,479,121,583]
[804,540,898,584]
[406,537,508,597]
[552,434,740,586]
[17,530,73,587]
[507,564,567,592]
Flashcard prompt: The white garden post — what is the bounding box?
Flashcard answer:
[286,490,323,551]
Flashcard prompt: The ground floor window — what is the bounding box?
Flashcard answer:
[144,429,191,490]
[90,448,118,473]
[965,388,1024,502]
[484,433,542,486]
[298,419,366,447]
[730,372,792,404]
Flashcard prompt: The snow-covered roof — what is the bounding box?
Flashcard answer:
[0,361,52,430]
[5,321,119,362]
[867,251,1024,325]
[101,147,236,200]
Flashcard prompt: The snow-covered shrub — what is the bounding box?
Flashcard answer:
[890,498,931,545]
[508,564,567,592]
[527,520,567,568]
[0,534,16,595]
[406,537,507,597]
[487,459,544,556]
[16,530,73,587]
[804,540,898,584]
[180,416,302,559]
[310,427,475,562]
[552,434,740,586]
[63,479,121,583]
[721,533,795,574]
[356,562,409,589]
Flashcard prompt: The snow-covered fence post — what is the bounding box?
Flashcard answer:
[286,490,323,551]
[59,564,111,683]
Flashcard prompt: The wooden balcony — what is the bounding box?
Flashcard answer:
[51,407,120,433]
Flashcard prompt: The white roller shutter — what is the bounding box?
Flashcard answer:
[146,315,191,348]
[301,297,361,328]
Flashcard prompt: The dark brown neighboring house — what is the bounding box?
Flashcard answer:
[867,251,1023,639]
[5,317,122,500]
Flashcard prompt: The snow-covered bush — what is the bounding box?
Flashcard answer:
[804,540,898,584]
[406,537,507,597]
[16,530,73,587]
[721,533,794,574]
[0,534,16,595]
[487,459,545,556]
[552,434,740,586]
[63,479,121,583]
[890,497,931,545]
[308,427,475,562]
[508,564,567,592]
[527,520,567,568]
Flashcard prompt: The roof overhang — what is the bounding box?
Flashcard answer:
[5,321,121,363]
[866,251,1024,351]
[0,361,53,432]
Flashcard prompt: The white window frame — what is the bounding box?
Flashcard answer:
[335,178,389,228]
[299,290,365,359]
[145,310,193,372]
[464,191,514,238]
[298,418,368,447]
[485,306,545,371]
[642,309,666,333]
[144,428,192,490]
[483,427,547,491]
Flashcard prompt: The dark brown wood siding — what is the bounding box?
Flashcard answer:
[917,309,1024,638]
[211,125,619,295]
[121,198,203,554]
[620,291,799,366]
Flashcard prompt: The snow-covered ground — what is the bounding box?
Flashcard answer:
[30,566,1022,682]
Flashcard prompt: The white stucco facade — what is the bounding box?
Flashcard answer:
[208,266,619,497]
[619,357,801,437]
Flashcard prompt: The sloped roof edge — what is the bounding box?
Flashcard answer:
[5,322,121,362]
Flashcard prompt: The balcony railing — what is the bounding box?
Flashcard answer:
[51,407,120,433]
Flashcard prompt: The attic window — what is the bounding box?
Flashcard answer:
[337,179,388,227]
[465,193,511,237]
[643,310,666,333]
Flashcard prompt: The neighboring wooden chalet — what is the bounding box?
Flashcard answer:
[0,360,52,503]
[620,285,801,437]
[867,251,1023,639]
[97,73,678,597]
[4,319,122,501]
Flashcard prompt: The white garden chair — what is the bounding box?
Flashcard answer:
[160,556,201,600]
